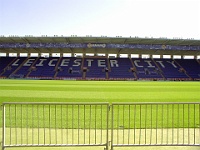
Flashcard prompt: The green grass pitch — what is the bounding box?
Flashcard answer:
[0,80,199,129]
[0,80,199,103]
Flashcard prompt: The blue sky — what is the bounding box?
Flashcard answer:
[0,0,200,39]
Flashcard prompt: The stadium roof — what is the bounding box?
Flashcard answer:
[0,36,200,56]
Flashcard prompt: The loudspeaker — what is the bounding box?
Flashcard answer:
[68,67,73,74]
[105,67,109,72]
[83,67,87,72]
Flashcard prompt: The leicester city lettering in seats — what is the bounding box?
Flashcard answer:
[12,59,20,66]
[13,59,118,67]
[11,58,178,68]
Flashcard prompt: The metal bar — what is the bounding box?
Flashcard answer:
[177,104,179,145]
[123,105,125,144]
[72,105,74,145]
[199,104,200,146]
[21,104,23,145]
[2,104,5,150]
[128,105,130,145]
[101,105,103,144]
[111,104,114,150]
[188,104,190,145]
[61,105,63,144]
[156,104,158,145]
[55,105,57,145]
[106,103,109,150]
[3,102,198,105]
[32,105,34,145]
[134,104,136,144]
[3,102,110,105]
[84,105,85,144]
[89,105,91,144]
[37,105,39,145]
[193,104,195,145]
[161,104,164,145]
[172,104,174,144]
[139,104,141,145]
[167,104,169,144]
[150,104,152,145]
[66,104,68,144]
[43,105,45,145]
[145,104,147,145]
[183,104,184,144]
[117,105,119,145]
[110,144,200,147]
[95,105,97,144]
[78,105,80,144]
[15,104,17,145]
[111,102,200,105]
[3,143,109,147]
[49,105,51,145]
[26,104,29,145]
[9,104,11,145]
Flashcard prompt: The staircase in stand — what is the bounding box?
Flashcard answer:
[173,59,192,79]
[0,57,18,76]
[53,57,62,78]
[129,57,138,80]
[151,58,166,80]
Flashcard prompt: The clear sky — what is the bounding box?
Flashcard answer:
[0,0,199,39]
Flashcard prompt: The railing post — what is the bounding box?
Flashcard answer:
[2,104,5,150]
[105,104,110,150]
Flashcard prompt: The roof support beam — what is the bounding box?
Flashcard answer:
[21,38,31,43]
[8,38,16,43]
[175,40,186,45]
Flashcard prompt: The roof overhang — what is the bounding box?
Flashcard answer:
[0,36,200,56]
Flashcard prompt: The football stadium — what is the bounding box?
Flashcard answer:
[0,36,200,150]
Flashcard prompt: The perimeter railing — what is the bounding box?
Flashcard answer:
[2,102,200,150]
[2,102,110,150]
[111,102,200,149]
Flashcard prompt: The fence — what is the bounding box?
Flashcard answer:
[111,102,200,149]
[2,102,110,150]
[2,102,200,150]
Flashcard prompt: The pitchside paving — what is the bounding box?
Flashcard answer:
[0,80,200,149]
[0,129,199,150]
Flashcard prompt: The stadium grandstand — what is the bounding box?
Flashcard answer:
[0,36,200,81]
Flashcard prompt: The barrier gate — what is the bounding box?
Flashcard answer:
[111,102,200,149]
[2,102,110,150]
[2,102,200,149]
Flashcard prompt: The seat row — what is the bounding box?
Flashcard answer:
[0,57,199,80]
